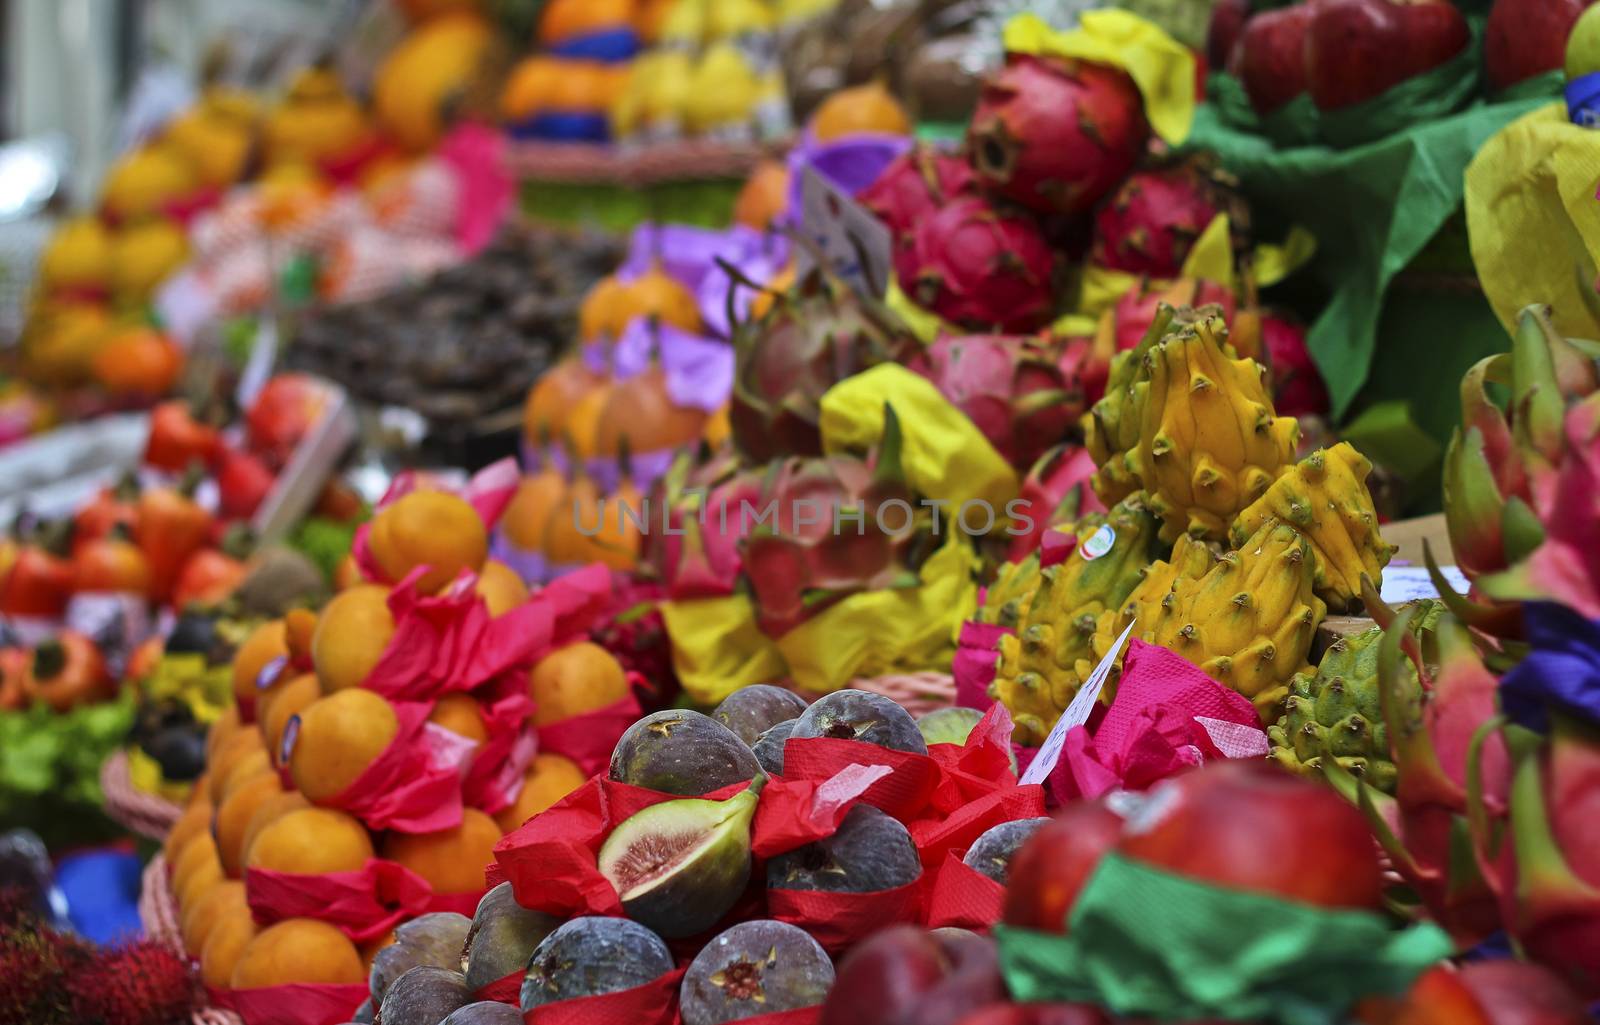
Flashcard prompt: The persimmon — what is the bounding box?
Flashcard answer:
[529,642,629,726]
[310,585,394,692]
[367,490,487,593]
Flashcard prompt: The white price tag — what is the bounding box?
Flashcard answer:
[796,165,894,299]
[235,318,279,410]
[1379,565,1469,604]
[1018,621,1136,786]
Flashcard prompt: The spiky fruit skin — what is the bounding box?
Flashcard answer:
[968,54,1149,218]
[1106,278,1237,354]
[1257,314,1329,418]
[1090,166,1226,279]
[739,412,924,636]
[591,579,678,710]
[1088,533,1217,669]
[729,267,916,463]
[979,551,1047,631]
[909,334,1093,470]
[988,495,1163,745]
[1270,627,1402,793]
[1136,316,1299,544]
[1231,443,1395,612]
[1084,304,1185,508]
[896,196,1057,334]
[858,145,977,242]
[69,942,200,1025]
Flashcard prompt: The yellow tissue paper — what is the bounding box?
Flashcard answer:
[885,277,951,345]
[1464,102,1600,341]
[819,363,1019,511]
[1004,9,1196,145]
[660,592,786,704]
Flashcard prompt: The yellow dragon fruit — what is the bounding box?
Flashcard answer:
[1084,305,1177,507]
[989,495,1164,745]
[1230,442,1396,612]
[1136,315,1299,543]
[1089,533,1216,665]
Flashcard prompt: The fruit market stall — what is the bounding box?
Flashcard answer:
[3,2,1600,1025]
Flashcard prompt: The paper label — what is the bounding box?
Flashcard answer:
[1018,621,1136,786]
[796,164,894,299]
[1379,565,1468,604]
[1078,525,1116,561]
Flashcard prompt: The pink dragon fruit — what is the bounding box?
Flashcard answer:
[1260,312,1330,418]
[1090,164,1236,279]
[1006,444,1105,561]
[730,262,917,463]
[967,54,1150,217]
[1436,305,1600,637]
[1328,599,1511,946]
[1102,276,1236,352]
[739,405,927,636]
[908,333,1098,470]
[644,445,767,601]
[857,144,976,242]
[895,194,1057,333]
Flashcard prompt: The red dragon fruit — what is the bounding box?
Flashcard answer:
[1435,305,1600,637]
[1259,312,1330,418]
[857,144,976,242]
[591,574,680,711]
[730,262,917,463]
[1006,444,1105,561]
[644,445,766,601]
[967,54,1150,218]
[1091,164,1236,279]
[908,333,1097,470]
[1102,276,1236,352]
[896,194,1057,333]
[1327,600,1511,946]
[739,405,927,636]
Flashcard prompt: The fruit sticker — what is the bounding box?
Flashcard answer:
[1078,524,1116,561]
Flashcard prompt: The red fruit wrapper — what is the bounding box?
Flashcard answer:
[922,704,1023,813]
[750,764,895,858]
[1048,639,1268,804]
[245,859,436,943]
[478,970,524,1005]
[362,562,614,702]
[779,739,942,822]
[288,699,477,833]
[208,984,368,1025]
[523,967,686,1025]
[923,851,1005,932]
[463,675,540,814]
[428,888,488,917]
[767,878,925,954]
[438,122,514,257]
[534,692,646,778]
[908,785,1046,870]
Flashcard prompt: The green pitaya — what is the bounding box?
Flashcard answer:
[728,265,916,464]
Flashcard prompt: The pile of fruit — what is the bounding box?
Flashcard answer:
[288,226,622,452]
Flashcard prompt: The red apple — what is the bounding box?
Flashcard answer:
[1001,801,1123,932]
[1208,0,1253,71]
[820,926,1004,1025]
[1117,761,1384,911]
[1238,5,1315,115]
[1486,0,1593,91]
[1305,0,1471,111]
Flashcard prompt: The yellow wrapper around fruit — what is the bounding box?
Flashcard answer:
[1464,103,1600,341]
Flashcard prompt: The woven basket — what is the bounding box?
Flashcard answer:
[506,138,781,187]
[848,671,958,719]
[101,749,184,842]
[139,855,245,1025]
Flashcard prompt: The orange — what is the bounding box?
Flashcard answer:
[578,276,627,342]
[173,833,223,912]
[213,772,284,877]
[239,791,311,862]
[217,747,271,802]
[201,909,258,988]
[501,56,563,120]
[231,620,288,709]
[369,491,488,593]
[231,918,365,987]
[594,365,707,461]
[245,807,375,875]
[614,266,701,335]
[208,730,265,804]
[542,470,607,565]
[474,560,528,617]
[494,753,587,832]
[381,808,501,895]
[360,930,395,971]
[207,705,242,762]
[310,585,395,692]
[733,160,790,231]
[288,689,400,803]
[524,356,604,445]
[165,799,214,863]
[529,642,629,727]
[181,879,247,956]
[259,673,320,766]
[540,0,634,44]
[500,467,565,554]
[703,404,731,448]
[810,79,911,141]
[429,693,488,746]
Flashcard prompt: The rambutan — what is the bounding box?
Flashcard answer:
[69,940,200,1025]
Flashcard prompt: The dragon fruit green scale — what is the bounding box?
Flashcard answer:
[1269,627,1398,793]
